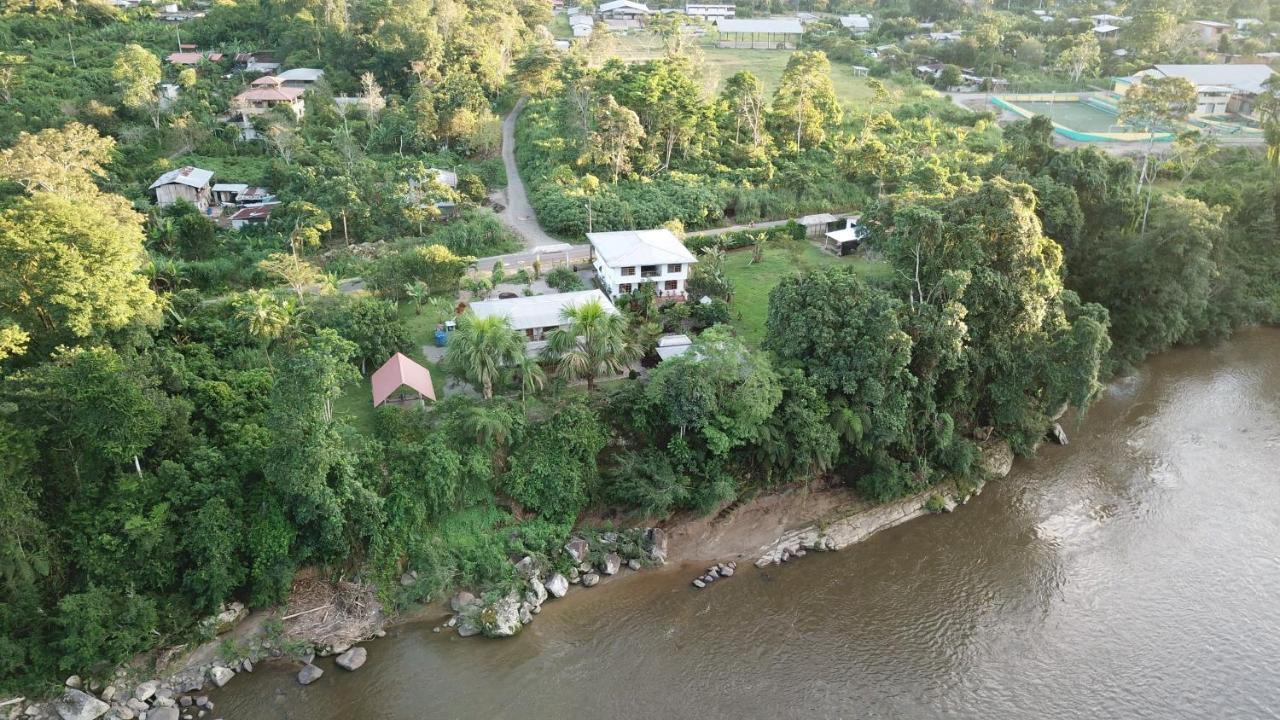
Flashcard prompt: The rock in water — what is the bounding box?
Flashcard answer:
[546,573,569,598]
[721,565,734,577]
[600,552,621,576]
[457,617,481,637]
[564,537,589,563]
[296,665,323,685]
[450,590,476,613]
[692,579,706,589]
[53,690,108,720]
[208,666,234,688]
[482,594,522,637]
[519,604,534,625]
[335,647,367,671]
[1049,422,1069,446]
[581,572,600,587]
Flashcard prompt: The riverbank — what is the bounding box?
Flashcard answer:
[3,439,1015,720]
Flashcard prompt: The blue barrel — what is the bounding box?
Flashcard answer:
[434,329,448,347]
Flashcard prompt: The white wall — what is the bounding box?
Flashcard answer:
[594,257,692,298]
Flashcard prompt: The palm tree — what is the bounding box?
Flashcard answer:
[445,313,525,399]
[234,289,294,370]
[507,354,547,405]
[542,299,639,392]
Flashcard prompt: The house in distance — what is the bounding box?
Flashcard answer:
[587,228,697,300]
[150,166,214,212]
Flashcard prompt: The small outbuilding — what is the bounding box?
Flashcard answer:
[796,212,841,239]
[150,166,215,211]
[371,353,437,408]
[716,17,804,49]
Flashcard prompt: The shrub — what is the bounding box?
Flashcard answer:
[54,586,158,677]
[544,265,583,292]
[924,493,949,514]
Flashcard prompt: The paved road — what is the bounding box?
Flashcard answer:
[493,97,559,250]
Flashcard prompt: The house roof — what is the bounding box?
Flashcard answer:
[598,0,651,12]
[167,52,205,65]
[717,17,803,34]
[251,75,283,86]
[1192,19,1231,28]
[238,187,272,202]
[570,14,595,26]
[150,166,214,190]
[840,14,871,29]
[1093,24,1120,33]
[470,290,617,332]
[655,334,693,360]
[212,183,248,193]
[587,229,698,267]
[277,68,324,83]
[371,352,436,407]
[229,202,279,222]
[797,212,839,225]
[234,86,305,103]
[1146,64,1276,94]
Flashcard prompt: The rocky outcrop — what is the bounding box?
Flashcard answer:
[335,647,367,671]
[646,527,668,563]
[754,489,936,566]
[297,664,324,685]
[53,690,108,720]
[525,577,548,607]
[546,573,569,598]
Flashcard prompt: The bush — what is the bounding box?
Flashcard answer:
[924,493,949,514]
[54,586,158,677]
[600,449,690,518]
[544,265,583,292]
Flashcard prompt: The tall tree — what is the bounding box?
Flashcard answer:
[1119,75,1197,235]
[1054,32,1100,84]
[112,44,163,129]
[585,94,644,183]
[770,51,842,150]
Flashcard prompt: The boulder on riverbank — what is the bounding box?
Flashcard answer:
[564,538,589,563]
[53,690,108,720]
[546,573,569,598]
[480,594,522,637]
[335,647,367,671]
[581,572,600,587]
[980,439,1014,478]
[450,590,477,613]
[646,528,668,563]
[1048,422,1069,446]
[208,666,234,688]
[600,553,621,576]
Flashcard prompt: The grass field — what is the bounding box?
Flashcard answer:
[608,33,880,108]
[1013,100,1127,132]
[724,241,891,346]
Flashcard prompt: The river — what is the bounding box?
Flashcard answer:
[215,328,1280,719]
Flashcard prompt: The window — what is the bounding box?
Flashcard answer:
[640,264,660,278]
[665,280,678,291]
[668,263,682,273]
[619,283,632,293]
[621,266,636,276]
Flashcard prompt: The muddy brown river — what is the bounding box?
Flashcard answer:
[215,328,1280,719]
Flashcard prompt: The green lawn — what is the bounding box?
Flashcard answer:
[610,34,880,109]
[725,240,890,346]
[332,300,451,435]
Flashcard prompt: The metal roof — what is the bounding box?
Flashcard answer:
[717,17,803,34]
[655,334,693,361]
[277,68,325,83]
[587,229,698,267]
[840,14,871,29]
[150,166,214,190]
[212,183,248,193]
[599,0,651,12]
[1148,64,1276,94]
[470,290,617,332]
[371,352,436,407]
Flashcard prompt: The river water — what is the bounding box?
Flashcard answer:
[216,329,1280,719]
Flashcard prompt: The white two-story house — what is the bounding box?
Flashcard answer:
[587,228,697,300]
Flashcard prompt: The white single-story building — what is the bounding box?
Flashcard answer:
[470,289,618,341]
[570,14,595,37]
[840,14,872,34]
[655,334,693,361]
[150,166,215,211]
[685,3,734,22]
[1115,64,1277,118]
[587,228,697,300]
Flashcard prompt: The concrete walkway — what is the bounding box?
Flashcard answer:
[492,97,559,250]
